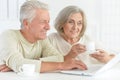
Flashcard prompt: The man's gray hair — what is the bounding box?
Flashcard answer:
[20,0,48,28]
[54,6,86,38]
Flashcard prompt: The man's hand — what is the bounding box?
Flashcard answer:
[90,49,115,63]
[40,59,87,73]
[59,59,87,70]
[0,64,12,72]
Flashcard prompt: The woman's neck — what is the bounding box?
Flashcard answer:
[61,34,80,45]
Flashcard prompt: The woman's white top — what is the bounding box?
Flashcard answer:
[48,33,106,66]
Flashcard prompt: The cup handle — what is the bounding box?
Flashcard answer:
[18,66,23,73]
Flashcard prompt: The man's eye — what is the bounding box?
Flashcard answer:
[40,21,45,23]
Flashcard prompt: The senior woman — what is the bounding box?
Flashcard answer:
[48,6,115,66]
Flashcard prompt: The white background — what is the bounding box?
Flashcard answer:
[0,0,120,52]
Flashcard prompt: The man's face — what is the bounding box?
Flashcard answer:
[28,9,50,40]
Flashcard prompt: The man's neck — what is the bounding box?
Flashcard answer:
[20,29,37,43]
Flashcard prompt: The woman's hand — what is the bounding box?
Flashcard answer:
[90,49,115,63]
[64,43,86,60]
[0,64,12,72]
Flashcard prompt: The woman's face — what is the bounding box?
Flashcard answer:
[63,13,83,39]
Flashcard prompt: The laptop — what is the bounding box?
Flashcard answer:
[60,53,120,76]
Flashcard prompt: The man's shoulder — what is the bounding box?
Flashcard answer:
[0,29,19,36]
[0,29,19,39]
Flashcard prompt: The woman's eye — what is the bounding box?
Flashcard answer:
[68,21,72,23]
[68,21,74,24]
[77,22,82,26]
[78,22,82,25]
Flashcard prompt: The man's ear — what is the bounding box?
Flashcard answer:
[23,19,29,29]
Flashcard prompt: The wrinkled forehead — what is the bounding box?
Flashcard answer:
[34,9,50,20]
[68,12,83,20]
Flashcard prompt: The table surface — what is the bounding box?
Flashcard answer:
[0,63,120,80]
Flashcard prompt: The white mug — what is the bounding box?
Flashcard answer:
[86,42,96,54]
[19,64,35,76]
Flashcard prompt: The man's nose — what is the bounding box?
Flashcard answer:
[45,23,50,30]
